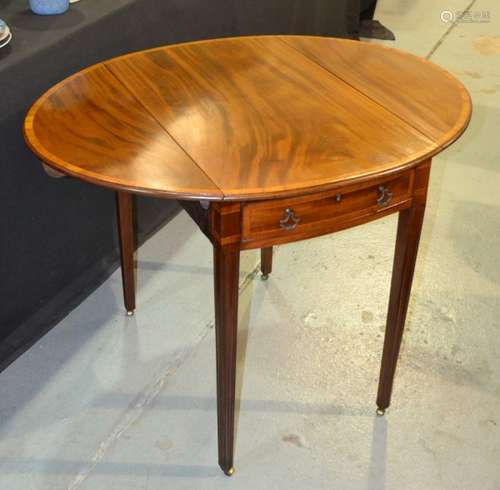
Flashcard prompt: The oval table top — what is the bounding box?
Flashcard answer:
[24,36,472,202]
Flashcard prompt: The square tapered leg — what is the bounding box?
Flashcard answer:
[260,247,273,280]
[377,162,430,413]
[116,191,136,315]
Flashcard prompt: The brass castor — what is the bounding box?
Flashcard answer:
[126,310,135,317]
[261,274,269,281]
[224,467,235,477]
[376,408,386,416]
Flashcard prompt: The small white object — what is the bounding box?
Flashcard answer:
[0,18,10,42]
[0,26,10,43]
[0,32,12,50]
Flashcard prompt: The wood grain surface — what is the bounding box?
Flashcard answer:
[240,168,414,248]
[24,65,222,200]
[281,36,472,147]
[24,36,472,201]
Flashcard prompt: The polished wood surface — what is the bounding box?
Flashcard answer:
[106,37,433,200]
[241,169,413,249]
[25,36,471,476]
[25,36,471,201]
[24,65,222,200]
[282,36,472,147]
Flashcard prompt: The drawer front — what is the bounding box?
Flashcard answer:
[242,171,414,247]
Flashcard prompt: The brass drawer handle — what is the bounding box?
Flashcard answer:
[377,185,394,207]
[280,208,300,231]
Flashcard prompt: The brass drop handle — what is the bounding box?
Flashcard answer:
[279,208,300,231]
[377,185,393,207]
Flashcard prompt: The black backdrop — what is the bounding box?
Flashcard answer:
[0,0,362,369]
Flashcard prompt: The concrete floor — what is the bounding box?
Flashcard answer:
[1,0,500,488]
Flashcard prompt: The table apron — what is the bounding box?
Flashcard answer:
[240,198,413,250]
[240,169,415,250]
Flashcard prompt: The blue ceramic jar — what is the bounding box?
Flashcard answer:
[29,0,70,15]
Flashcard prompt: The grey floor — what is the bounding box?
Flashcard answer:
[1,1,500,488]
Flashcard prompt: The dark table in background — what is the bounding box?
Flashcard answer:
[0,0,360,369]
